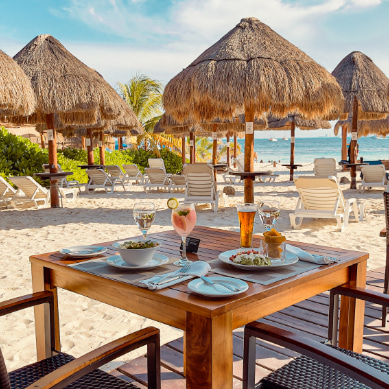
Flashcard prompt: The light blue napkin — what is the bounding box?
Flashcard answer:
[286,244,337,264]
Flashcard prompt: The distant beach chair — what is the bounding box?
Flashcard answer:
[105,165,131,187]
[0,176,16,208]
[42,163,80,191]
[359,164,388,192]
[290,176,363,231]
[122,164,145,184]
[8,176,50,209]
[183,163,220,212]
[148,158,168,173]
[169,174,186,192]
[313,158,338,178]
[85,169,126,193]
[144,168,170,193]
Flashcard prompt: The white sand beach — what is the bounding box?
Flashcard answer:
[0,162,386,371]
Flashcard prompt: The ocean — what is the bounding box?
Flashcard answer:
[233,136,389,164]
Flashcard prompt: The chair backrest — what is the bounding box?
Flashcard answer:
[105,165,123,178]
[294,176,345,212]
[86,169,112,186]
[182,164,215,198]
[313,158,337,178]
[0,177,16,197]
[123,164,141,177]
[145,168,167,184]
[361,164,386,183]
[232,155,244,171]
[170,175,186,185]
[9,176,48,199]
[148,158,166,172]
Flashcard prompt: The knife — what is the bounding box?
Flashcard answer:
[151,274,190,286]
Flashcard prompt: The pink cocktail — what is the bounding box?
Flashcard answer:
[171,203,196,266]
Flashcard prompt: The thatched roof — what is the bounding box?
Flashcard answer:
[0,49,36,119]
[267,115,331,131]
[163,17,344,124]
[12,35,135,126]
[334,115,389,137]
[332,51,389,120]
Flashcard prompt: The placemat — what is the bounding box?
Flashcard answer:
[68,256,180,286]
[209,258,322,285]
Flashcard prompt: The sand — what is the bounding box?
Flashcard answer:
[0,162,386,372]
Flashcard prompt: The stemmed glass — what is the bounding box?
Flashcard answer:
[171,203,197,266]
[133,202,156,240]
[258,201,280,231]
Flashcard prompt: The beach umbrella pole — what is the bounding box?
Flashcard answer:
[99,132,105,165]
[226,132,230,167]
[289,122,296,181]
[342,126,348,162]
[244,106,255,203]
[233,134,237,168]
[189,132,194,163]
[182,136,185,164]
[350,96,359,189]
[87,128,94,165]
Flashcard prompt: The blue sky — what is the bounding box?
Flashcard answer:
[1,0,388,138]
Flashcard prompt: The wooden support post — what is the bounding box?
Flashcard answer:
[342,125,348,161]
[350,96,359,189]
[193,135,196,163]
[81,136,86,150]
[118,137,123,151]
[99,132,105,166]
[190,132,194,164]
[289,122,296,181]
[40,133,45,149]
[212,125,218,186]
[182,136,186,164]
[226,132,230,167]
[244,106,255,203]
[233,133,237,168]
[45,113,60,208]
[87,128,94,165]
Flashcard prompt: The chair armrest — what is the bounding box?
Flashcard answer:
[25,326,160,389]
[245,322,389,389]
[0,292,54,316]
[331,286,389,308]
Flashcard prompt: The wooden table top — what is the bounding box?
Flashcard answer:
[35,172,73,180]
[380,227,386,237]
[230,171,270,178]
[282,164,302,169]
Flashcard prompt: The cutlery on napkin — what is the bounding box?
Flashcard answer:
[285,244,337,264]
[139,261,211,290]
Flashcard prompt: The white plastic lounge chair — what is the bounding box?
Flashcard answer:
[257,170,279,183]
[182,163,220,212]
[8,176,50,209]
[85,169,126,193]
[359,164,388,192]
[169,174,186,192]
[290,176,363,231]
[42,163,80,191]
[313,158,338,178]
[105,165,131,188]
[122,164,145,184]
[144,168,170,193]
[232,155,245,171]
[148,158,167,173]
[0,177,16,207]
[58,187,79,206]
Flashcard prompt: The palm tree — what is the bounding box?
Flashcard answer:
[218,141,241,163]
[195,137,213,162]
[118,74,180,156]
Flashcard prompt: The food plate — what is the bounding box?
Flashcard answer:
[106,253,169,270]
[60,245,107,258]
[218,249,299,270]
[187,276,248,297]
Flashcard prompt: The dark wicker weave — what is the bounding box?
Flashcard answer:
[383,191,389,327]
[259,346,389,389]
[9,353,139,389]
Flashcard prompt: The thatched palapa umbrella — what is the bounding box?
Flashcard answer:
[163,17,344,202]
[13,34,140,206]
[332,51,389,188]
[0,48,36,120]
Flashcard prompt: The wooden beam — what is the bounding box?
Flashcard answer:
[87,128,94,165]
[81,136,86,150]
[350,96,359,189]
[182,136,186,164]
[189,132,194,164]
[244,106,255,203]
[233,133,237,168]
[99,132,105,166]
[226,132,230,167]
[289,121,296,181]
[342,125,348,161]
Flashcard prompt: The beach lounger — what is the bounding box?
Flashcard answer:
[290,176,363,231]
[144,168,170,193]
[122,164,145,184]
[105,165,131,187]
[359,164,388,192]
[8,176,50,209]
[85,169,126,193]
[148,158,168,174]
[313,157,338,178]
[0,291,161,389]
[42,163,80,191]
[0,176,16,207]
[182,163,220,212]
[169,174,186,192]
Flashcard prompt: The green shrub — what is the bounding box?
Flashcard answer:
[93,148,133,166]
[58,148,87,162]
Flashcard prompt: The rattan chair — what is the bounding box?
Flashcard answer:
[383,192,389,327]
[0,291,161,389]
[243,286,389,389]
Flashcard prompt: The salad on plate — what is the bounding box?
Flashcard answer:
[229,250,272,266]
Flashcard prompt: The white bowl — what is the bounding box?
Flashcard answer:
[112,239,159,266]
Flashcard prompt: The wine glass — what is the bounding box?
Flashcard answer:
[171,203,197,266]
[133,202,156,240]
[258,201,280,231]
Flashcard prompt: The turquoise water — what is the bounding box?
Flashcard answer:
[234,137,389,164]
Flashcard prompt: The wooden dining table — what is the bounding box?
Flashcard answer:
[30,226,368,389]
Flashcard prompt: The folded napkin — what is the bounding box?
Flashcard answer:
[138,261,211,290]
[285,244,337,265]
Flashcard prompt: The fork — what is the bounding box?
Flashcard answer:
[200,276,240,292]
[150,264,191,285]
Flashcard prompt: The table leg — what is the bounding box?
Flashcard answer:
[244,177,254,203]
[31,262,61,359]
[185,311,233,389]
[338,261,367,352]
[50,179,61,208]
[350,166,357,189]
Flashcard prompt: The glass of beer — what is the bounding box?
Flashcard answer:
[236,203,258,248]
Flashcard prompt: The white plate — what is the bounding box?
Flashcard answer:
[218,249,299,270]
[187,276,248,297]
[60,245,107,257]
[106,253,169,270]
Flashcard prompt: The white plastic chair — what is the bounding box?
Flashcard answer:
[42,163,80,192]
[148,158,167,173]
[8,176,50,209]
[0,177,16,207]
[122,164,145,184]
[105,165,131,188]
[144,168,170,193]
[182,163,220,212]
[85,169,126,194]
[359,164,388,192]
[290,176,363,231]
[313,158,338,178]
[169,174,186,192]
